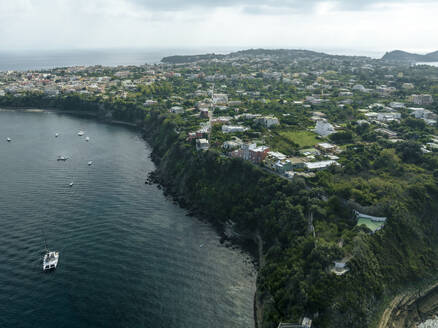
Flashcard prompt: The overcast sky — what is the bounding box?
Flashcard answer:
[0,0,436,54]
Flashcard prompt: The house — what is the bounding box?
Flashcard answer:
[288,157,307,169]
[222,125,248,133]
[256,116,280,128]
[196,138,209,151]
[305,160,337,171]
[212,93,228,105]
[264,151,287,169]
[375,128,397,138]
[144,99,157,106]
[230,143,269,164]
[315,119,335,137]
[389,102,405,109]
[275,160,293,174]
[376,85,396,97]
[376,112,401,122]
[332,261,349,276]
[170,106,184,114]
[223,140,242,150]
[249,146,270,163]
[316,142,337,154]
[410,94,433,106]
[402,83,414,90]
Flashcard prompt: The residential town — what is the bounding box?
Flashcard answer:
[2,48,438,328]
[2,49,436,182]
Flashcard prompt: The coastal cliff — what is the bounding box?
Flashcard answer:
[3,97,438,328]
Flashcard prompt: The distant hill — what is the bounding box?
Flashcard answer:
[382,50,438,62]
[161,48,368,64]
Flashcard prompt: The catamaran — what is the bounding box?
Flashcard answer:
[42,241,59,271]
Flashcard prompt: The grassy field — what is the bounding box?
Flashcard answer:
[357,218,384,232]
[278,130,320,148]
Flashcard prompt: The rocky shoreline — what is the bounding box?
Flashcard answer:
[378,282,438,328]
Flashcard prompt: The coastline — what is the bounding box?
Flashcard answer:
[0,107,137,127]
[378,280,438,328]
[1,106,262,327]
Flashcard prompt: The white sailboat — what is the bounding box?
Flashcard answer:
[78,130,84,136]
[6,137,11,142]
[42,241,59,271]
[85,136,90,142]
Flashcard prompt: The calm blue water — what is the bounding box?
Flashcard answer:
[0,48,238,72]
[0,47,382,72]
[0,110,256,328]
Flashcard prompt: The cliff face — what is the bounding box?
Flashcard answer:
[3,97,438,328]
[143,110,438,328]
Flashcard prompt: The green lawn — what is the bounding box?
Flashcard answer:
[357,218,384,232]
[278,130,320,148]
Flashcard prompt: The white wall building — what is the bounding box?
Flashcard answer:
[315,119,335,137]
[222,125,248,133]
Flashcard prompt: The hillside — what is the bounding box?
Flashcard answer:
[161,48,367,64]
[382,50,438,62]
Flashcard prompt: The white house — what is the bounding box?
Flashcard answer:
[170,106,184,114]
[410,94,433,106]
[222,125,248,133]
[257,116,280,128]
[315,119,335,137]
[196,139,209,151]
[144,99,157,106]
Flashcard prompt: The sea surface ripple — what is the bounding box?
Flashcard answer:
[0,110,255,328]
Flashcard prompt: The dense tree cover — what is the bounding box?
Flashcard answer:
[141,110,438,328]
[3,57,438,328]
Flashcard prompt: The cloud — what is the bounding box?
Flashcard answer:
[0,0,436,52]
[126,0,435,13]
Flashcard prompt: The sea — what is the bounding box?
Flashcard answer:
[0,110,256,328]
[0,48,238,71]
[416,62,438,67]
[0,48,384,72]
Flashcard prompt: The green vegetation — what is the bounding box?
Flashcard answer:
[278,130,320,148]
[2,48,438,328]
[356,218,384,232]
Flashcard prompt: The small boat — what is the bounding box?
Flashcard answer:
[42,239,59,271]
[43,251,59,271]
[57,156,68,161]
[88,161,93,166]
[55,133,59,138]
[199,244,204,248]
[85,136,90,142]
[78,131,84,136]
[6,137,11,142]
[69,182,74,187]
